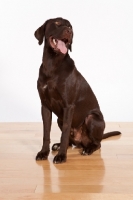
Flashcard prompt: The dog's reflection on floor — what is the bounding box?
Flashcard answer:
[35,147,105,193]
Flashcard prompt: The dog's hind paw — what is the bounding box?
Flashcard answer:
[53,153,66,164]
[36,150,49,160]
[81,144,101,156]
[81,149,93,155]
[52,143,60,151]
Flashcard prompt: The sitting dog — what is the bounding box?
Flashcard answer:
[34,17,121,164]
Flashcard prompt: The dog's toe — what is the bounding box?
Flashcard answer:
[81,150,88,155]
[81,147,94,156]
[53,153,66,164]
[36,150,49,160]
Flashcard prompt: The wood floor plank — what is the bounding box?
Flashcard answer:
[0,174,133,186]
[0,185,36,194]
[35,184,133,193]
[0,193,133,200]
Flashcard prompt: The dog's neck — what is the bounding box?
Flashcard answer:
[42,44,68,77]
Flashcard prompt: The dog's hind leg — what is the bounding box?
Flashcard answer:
[81,109,105,155]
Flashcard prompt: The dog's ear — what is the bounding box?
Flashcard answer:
[69,33,73,52]
[34,21,48,45]
[69,44,72,52]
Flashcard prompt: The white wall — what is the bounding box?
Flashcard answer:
[0,0,133,122]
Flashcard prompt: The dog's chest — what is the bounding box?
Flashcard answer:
[42,80,58,97]
[40,79,64,111]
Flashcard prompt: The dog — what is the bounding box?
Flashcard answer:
[34,17,121,164]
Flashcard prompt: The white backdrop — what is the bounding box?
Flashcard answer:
[0,0,133,122]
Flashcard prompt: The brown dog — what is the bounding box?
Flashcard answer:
[34,17,121,164]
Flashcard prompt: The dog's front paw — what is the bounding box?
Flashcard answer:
[53,153,67,164]
[36,150,50,160]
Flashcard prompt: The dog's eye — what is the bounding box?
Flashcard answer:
[55,21,61,26]
[67,25,72,30]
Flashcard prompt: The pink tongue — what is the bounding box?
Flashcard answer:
[57,40,67,54]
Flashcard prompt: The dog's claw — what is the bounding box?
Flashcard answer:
[81,150,87,155]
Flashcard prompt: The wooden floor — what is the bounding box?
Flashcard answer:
[0,122,133,200]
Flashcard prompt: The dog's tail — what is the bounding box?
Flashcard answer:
[102,131,121,139]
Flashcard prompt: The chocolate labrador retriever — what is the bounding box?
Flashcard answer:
[34,17,121,164]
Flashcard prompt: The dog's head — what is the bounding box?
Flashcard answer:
[34,17,73,54]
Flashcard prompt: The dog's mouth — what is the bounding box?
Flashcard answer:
[49,37,70,54]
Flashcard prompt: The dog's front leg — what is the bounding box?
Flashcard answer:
[36,105,52,160]
[53,105,74,164]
